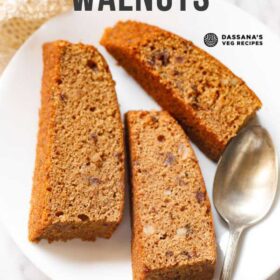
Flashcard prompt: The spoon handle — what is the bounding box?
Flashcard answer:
[220,226,244,280]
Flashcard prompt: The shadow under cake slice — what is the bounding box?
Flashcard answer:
[101,21,262,161]
[28,41,125,242]
[126,111,216,280]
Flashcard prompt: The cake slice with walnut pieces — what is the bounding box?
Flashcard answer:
[101,21,262,161]
[126,111,216,280]
[29,41,125,242]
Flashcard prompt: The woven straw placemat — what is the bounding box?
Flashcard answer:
[0,0,72,74]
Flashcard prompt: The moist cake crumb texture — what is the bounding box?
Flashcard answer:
[101,21,262,160]
[29,40,125,242]
[126,111,216,280]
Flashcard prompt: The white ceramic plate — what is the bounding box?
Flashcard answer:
[0,1,279,279]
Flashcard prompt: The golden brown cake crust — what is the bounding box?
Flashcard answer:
[126,111,216,280]
[101,21,262,161]
[29,41,125,242]
[29,42,61,241]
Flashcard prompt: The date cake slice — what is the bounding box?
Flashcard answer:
[101,21,262,160]
[29,41,125,242]
[126,111,216,280]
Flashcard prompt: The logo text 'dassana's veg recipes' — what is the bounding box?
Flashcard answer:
[221,34,263,46]
[204,33,264,47]
[73,0,210,11]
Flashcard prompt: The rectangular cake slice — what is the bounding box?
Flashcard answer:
[29,41,125,242]
[126,111,216,280]
[101,21,262,161]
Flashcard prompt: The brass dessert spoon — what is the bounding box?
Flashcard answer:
[213,125,278,280]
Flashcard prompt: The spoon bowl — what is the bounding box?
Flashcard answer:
[214,125,278,280]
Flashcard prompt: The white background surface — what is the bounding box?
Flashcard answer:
[0,0,279,279]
